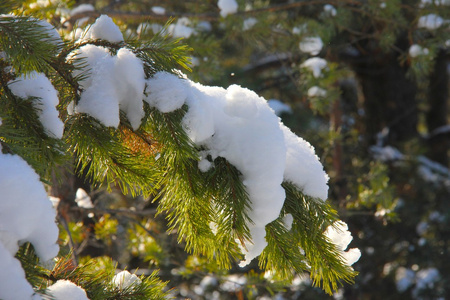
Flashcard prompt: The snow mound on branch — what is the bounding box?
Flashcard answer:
[68,44,146,130]
[0,242,38,300]
[0,152,59,299]
[8,71,64,139]
[81,14,123,42]
[112,271,142,290]
[47,280,90,300]
[146,71,329,266]
[324,221,361,266]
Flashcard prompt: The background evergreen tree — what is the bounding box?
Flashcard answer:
[0,0,393,299]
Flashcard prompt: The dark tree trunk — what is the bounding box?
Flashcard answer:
[353,52,418,146]
[426,51,449,166]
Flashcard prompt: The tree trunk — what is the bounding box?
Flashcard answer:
[354,52,418,146]
[426,51,449,166]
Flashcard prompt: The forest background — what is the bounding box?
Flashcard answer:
[1,0,449,299]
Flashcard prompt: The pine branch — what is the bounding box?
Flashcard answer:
[0,15,60,74]
[282,182,357,295]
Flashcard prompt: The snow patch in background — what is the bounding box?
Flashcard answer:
[218,0,238,17]
[417,14,445,30]
[299,37,323,56]
[151,6,166,15]
[409,44,429,57]
[307,86,327,97]
[267,99,292,116]
[301,57,328,78]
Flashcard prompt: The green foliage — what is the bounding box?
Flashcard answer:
[0,15,61,74]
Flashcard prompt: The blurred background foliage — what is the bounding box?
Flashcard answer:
[15,0,449,299]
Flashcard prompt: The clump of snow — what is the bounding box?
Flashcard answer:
[168,17,195,38]
[0,242,38,300]
[415,268,440,291]
[112,270,142,290]
[370,145,404,161]
[194,275,218,295]
[243,18,258,30]
[47,280,90,300]
[70,4,95,16]
[395,267,416,292]
[8,71,64,139]
[409,44,429,57]
[80,15,124,42]
[220,274,247,292]
[151,6,166,15]
[395,266,441,295]
[307,86,327,97]
[137,23,162,36]
[0,152,59,299]
[301,57,328,78]
[145,72,188,113]
[299,37,323,56]
[69,35,146,130]
[417,14,445,30]
[218,0,238,17]
[146,71,329,266]
[323,4,337,16]
[267,99,292,116]
[420,0,450,7]
[75,188,94,209]
[282,126,329,200]
[324,221,361,266]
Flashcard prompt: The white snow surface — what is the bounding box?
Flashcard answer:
[409,44,429,57]
[307,86,327,97]
[243,17,258,30]
[47,280,90,300]
[218,0,238,17]
[325,221,361,266]
[0,153,59,261]
[112,271,142,290]
[75,188,94,209]
[146,71,329,265]
[418,14,445,30]
[168,17,195,38]
[81,15,124,42]
[0,152,59,299]
[69,43,145,130]
[395,267,415,292]
[151,6,166,15]
[301,57,328,78]
[8,71,64,139]
[323,4,337,16]
[0,242,38,300]
[299,37,323,56]
[70,4,95,16]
